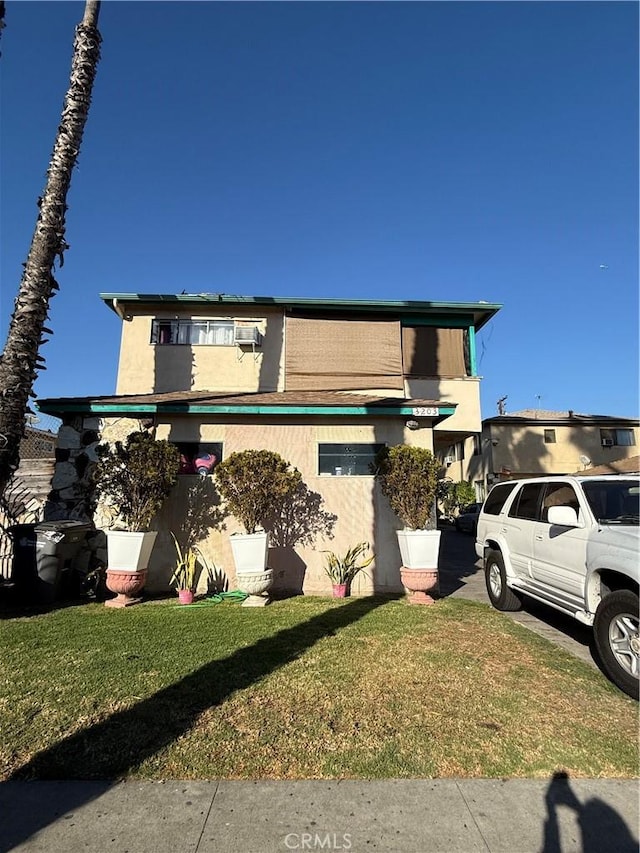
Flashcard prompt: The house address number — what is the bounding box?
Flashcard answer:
[412,407,439,417]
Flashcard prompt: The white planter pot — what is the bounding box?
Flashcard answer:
[396,529,441,570]
[230,532,269,574]
[106,530,157,572]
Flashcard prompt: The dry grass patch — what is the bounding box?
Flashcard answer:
[0,595,636,780]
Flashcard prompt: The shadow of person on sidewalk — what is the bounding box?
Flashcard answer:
[541,771,637,853]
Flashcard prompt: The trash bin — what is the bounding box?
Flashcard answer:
[9,521,93,603]
[7,523,38,601]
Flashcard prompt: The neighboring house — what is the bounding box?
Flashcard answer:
[453,409,639,496]
[37,293,501,595]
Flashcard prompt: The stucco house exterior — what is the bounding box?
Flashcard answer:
[453,409,639,495]
[37,293,501,596]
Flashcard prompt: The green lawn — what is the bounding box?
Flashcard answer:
[0,595,637,781]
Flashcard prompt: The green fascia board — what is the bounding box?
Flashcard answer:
[100,293,502,330]
[37,400,457,421]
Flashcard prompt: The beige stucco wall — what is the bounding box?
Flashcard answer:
[485,423,638,477]
[94,415,438,597]
[408,378,482,433]
[115,305,285,395]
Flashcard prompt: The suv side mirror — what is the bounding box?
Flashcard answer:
[547,505,580,527]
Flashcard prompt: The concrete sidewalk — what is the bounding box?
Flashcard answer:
[1,778,638,853]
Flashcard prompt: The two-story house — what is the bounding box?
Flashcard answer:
[37,293,501,595]
[458,409,639,494]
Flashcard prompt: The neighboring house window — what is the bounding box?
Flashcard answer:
[173,442,222,475]
[318,443,384,476]
[544,429,556,444]
[600,428,635,447]
[151,319,234,345]
[472,434,481,456]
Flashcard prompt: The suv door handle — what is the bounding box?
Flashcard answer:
[535,534,543,541]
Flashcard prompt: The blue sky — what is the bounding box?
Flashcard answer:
[1,1,638,420]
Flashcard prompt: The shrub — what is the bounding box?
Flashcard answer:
[214,450,301,534]
[374,444,440,530]
[94,431,180,531]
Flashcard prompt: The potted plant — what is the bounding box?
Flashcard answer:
[322,542,374,598]
[94,431,180,607]
[169,532,201,604]
[374,444,441,604]
[214,450,301,605]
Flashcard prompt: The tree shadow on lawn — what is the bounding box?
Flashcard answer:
[10,595,396,783]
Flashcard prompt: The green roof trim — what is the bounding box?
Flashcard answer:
[37,399,456,422]
[100,293,502,331]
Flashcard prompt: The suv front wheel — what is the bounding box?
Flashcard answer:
[594,590,639,700]
[485,550,522,612]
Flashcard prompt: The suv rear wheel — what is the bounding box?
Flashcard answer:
[594,590,639,700]
[485,550,522,612]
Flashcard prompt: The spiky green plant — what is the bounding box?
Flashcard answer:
[169,532,201,592]
[322,542,374,585]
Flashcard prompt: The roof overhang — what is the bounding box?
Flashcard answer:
[99,293,502,331]
[37,392,457,425]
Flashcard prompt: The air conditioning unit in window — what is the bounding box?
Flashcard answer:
[444,456,455,465]
[234,325,262,346]
[601,438,614,447]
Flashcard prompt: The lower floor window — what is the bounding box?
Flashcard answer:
[318,443,384,476]
[174,442,223,475]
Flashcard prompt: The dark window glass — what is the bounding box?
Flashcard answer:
[482,482,518,515]
[509,483,544,520]
[318,443,384,476]
[544,429,556,444]
[173,442,222,475]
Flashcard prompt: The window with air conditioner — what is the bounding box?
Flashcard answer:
[600,429,635,447]
[234,325,262,345]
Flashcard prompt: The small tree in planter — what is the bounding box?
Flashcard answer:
[214,450,301,605]
[93,431,180,607]
[374,444,441,604]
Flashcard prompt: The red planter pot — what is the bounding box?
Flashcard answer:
[332,583,348,598]
[178,589,194,605]
[400,568,439,605]
[105,569,147,608]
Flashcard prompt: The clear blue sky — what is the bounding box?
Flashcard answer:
[1,1,638,420]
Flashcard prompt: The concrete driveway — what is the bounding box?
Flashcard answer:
[437,525,598,671]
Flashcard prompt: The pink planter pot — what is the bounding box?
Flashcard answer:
[105,569,147,608]
[400,568,439,605]
[178,589,194,605]
[332,583,348,598]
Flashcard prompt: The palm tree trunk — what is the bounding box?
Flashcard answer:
[0,1,101,495]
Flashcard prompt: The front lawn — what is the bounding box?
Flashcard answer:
[0,595,637,780]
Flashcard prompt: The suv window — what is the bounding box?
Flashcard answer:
[508,483,544,520]
[541,482,580,522]
[482,482,518,515]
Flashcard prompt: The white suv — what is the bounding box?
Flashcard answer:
[475,475,639,699]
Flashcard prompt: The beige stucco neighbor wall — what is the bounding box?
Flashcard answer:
[486,424,639,477]
[115,305,285,395]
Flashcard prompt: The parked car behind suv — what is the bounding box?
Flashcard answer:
[455,502,482,534]
[475,475,640,699]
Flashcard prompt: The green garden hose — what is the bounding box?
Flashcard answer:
[174,590,249,607]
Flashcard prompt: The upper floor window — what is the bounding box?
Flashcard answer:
[600,428,635,447]
[151,319,234,346]
[472,434,482,456]
[544,429,556,444]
